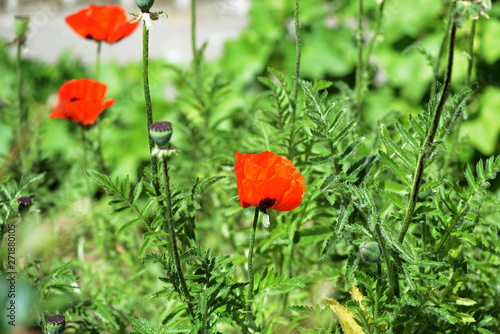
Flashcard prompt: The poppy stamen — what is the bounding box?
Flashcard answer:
[259,197,276,210]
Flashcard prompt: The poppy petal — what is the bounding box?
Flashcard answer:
[65,4,137,44]
[234,151,305,213]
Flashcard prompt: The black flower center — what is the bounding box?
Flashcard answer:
[70,97,80,102]
[259,197,276,210]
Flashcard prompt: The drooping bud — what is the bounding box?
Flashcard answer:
[14,16,30,40]
[46,314,65,334]
[149,121,173,149]
[136,0,155,12]
[17,197,32,216]
[359,241,381,263]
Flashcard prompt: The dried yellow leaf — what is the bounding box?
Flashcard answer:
[348,283,366,311]
[324,297,364,334]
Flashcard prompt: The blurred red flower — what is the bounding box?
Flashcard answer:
[49,79,115,125]
[235,151,305,211]
[65,4,139,44]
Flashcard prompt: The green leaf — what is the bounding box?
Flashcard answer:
[378,151,411,187]
[86,169,111,189]
[117,218,141,234]
[464,163,477,191]
[138,237,155,258]
[332,117,359,146]
[396,122,419,151]
[133,178,144,204]
[95,302,120,330]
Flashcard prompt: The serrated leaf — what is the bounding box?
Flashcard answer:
[379,151,411,187]
[95,302,120,330]
[396,122,419,151]
[138,237,155,258]
[117,218,141,234]
[309,154,335,164]
[133,179,144,204]
[86,169,111,189]
[324,298,364,334]
[332,118,359,146]
[464,163,477,191]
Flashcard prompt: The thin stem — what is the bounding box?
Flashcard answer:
[81,128,94,214]
[246,207,260,330]
[430,3,453,98]
[16,38,25,171]
[291,0,301,124]
[397,23,457,244]
[142,22,160,194]
[191,0,197,61]
[375,223,398,298]
[354,0,364,115]
[17,39,24,132]
[162,155,194,318]
[466,20,477,86]
[96,41,102,80]
[364,1,385,71]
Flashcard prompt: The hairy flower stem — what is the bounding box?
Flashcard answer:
[375,223,398,298]
[466,20,477,86]
[191,0,197,62]
[397,23,457,244]
[354,0,364,115]
[161,155,194,319]
[431,3,453,98]
[16,38,26,171]
[246,207,260,330]
[96,41,102,80]
[142,22,160,194]
[365,2,384,72]
[17,40,24,134]
[291,0,301,124]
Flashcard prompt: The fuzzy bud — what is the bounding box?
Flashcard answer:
[359,241,381,263]
[46,314,65,334]
[149,121,173,149]
[17,197,32,216]
[136,0,155,12]
[14,16,30,40]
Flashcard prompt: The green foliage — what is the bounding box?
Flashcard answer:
[1,0,500,333]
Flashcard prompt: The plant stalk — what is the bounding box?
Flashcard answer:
[364,1,384,72]
[96,41,102,80]
[466,20,477,86]
[292,0,301,124]
[397,23,457,244]
[354,0,364,115]
[431,2,454,98]
[142,22,160,194]
[191,0,197,62]
[161,155,194,318]
[246,207,260,330]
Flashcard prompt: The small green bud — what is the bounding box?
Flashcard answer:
[46,314,65,334]
[149,121,173,149]
[17,197,32,216]
[359,241,381,263]
[14,16,30,40]
[136,0,155,12]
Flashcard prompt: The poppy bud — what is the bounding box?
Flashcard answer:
[359,241,381,263]
[17,197,32,216]
[136,0,155,12]
[14,16,30,40]
[149,121,173,149]
[46,314,65,334]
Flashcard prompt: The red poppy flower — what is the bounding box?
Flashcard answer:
[49,79,115,125]
[65,4,139,44]
[235,151,305,212]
